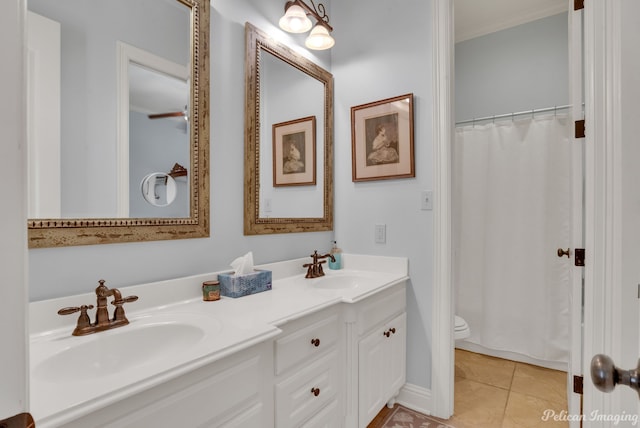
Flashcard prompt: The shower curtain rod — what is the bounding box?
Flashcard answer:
[455,104,572,126]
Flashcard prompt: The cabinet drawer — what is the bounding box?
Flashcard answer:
[301,399,341,428]
[275,350,340,428]
[357,283,405,335]
[275,312,339,375]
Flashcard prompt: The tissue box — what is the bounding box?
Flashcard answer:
[218,270,272,298]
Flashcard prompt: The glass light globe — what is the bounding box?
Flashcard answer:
[279,5,312,33]
[305,24,335,50]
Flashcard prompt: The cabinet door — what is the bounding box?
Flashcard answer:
[358,324,387,427]
[63,343,273,428]
[358,311,407,428]
[386,312,406,395]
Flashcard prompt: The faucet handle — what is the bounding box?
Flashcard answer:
[58,305,94,335]
[111,295,138,323]
[58,304,94,316]
[112,295,138,305]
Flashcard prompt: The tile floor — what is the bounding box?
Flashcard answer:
[369,349,569,428]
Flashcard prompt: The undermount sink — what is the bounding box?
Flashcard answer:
[312,273,368,289]
[33,313,219,383]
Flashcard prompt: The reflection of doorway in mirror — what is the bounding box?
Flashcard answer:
[27,11,61,218]
[116,42,189,218]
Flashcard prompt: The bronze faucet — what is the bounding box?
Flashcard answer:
[58,279,138,336]
[303,250,336,278]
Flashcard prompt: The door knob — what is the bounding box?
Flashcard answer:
[557,248,570,258]
[590,354,640,398]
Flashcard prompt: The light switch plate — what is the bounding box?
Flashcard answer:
[375,224,386,244]
[421,190,433,210]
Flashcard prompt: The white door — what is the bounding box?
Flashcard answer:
[0,0,29,422]
[582,0,640,424]
[26,11,61,218]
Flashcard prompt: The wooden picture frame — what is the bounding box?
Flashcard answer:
[272,115,316,187]
[351,93,415,182]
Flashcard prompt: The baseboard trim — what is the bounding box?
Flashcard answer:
[396,383,432,415]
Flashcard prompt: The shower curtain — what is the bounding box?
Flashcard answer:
[453,115,572,365]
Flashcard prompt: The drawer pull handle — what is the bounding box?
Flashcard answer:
[311,338,320,347]
[389,327,396,334]
[311,387,320,396]
[384,330,391,338]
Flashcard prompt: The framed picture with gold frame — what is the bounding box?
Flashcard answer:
[272,116,316,187]
[351,93,414,182]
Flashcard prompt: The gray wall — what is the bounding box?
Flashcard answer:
[129,110,189,218]
[332,0,434,390]
[455,12,568,122]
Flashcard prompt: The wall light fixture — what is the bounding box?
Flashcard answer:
[279,0,335,50]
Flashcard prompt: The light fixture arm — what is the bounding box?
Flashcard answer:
[285,0,333,32]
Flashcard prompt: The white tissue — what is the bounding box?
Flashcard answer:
[230,251,254,276]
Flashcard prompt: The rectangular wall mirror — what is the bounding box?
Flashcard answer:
[244,23,333,235]
[26,0,209,248]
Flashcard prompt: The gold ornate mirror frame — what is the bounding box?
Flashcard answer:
[28,0,210,248]
[244,23,333,235]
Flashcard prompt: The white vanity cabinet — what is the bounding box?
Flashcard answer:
[350,283,407,428]
[32,257,410,428]
[273,306,343,428]
[58,341,274,428]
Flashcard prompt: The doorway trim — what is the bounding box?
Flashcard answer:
[430,0,454,419]
[581,0,622,420]
[431,0,584,420]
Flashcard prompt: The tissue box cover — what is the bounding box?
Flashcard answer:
[218,270,272,298]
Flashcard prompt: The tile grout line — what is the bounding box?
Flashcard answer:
[500,362,518,426]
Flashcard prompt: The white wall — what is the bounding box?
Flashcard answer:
[0,0,28,417]
[332,0,434,390]
[28,0,333,301]
[455,12,568,122]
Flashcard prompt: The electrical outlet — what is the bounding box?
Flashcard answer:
[421,190,433,210]
[264,198,272,213]
[375,224,386,244]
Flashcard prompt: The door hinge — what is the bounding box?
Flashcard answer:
[573,375,584,394]
[575,248,585,267]
[575,120,585,138]
[574,0,584,11]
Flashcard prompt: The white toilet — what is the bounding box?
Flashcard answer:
[454,315,471,340]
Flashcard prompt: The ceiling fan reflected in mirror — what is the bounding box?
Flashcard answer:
[148,106,188,121]
[148,106,189,133]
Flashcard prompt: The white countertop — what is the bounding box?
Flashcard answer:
[29,254,409,427]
